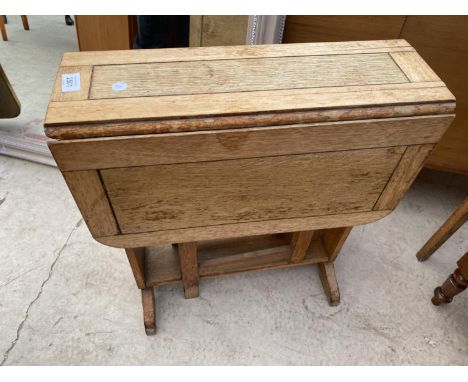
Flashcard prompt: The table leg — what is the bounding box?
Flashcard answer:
[125,247,156,335]
[315,227,351,306]
[318,261,340,306]
[320,227,352,262]
[289,230,315,263]
[178,241,199,299]
[432,252,468,305]
[0,15,7,41]
[417,197,468,262]
[141,287,156,335]
[125,247,146,289]
[21,16,29,31]
[432,269,468,305]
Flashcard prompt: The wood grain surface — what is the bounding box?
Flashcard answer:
[97,210,391,248]
[51,66,93,102]
[48,115,453,171]
[47,40,455,251]
[60,40,412,67]
[320,227,353,262]
[45,82,453,127]
[145,233,329,286]
[390,51,441,82]
[374,144,435,210]
[290,231,315,263]
[45,103,455,140]
[61,170,119,237]
[100,147,403,234]
[125,247,146,289]
[89,53,408,99]
[178,242,199,298]
[45,40,454,134]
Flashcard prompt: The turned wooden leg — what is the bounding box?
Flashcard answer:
[0,16,7,41]
[21,16,29,31]
[417,197,468,262]
[289,230,315,263]
[141,287,156,335]
[318,261,340,306]
[432,270,468,305]
[432,252,468,306]
[178,242,199,299]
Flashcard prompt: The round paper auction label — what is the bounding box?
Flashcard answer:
[112,82,128,91]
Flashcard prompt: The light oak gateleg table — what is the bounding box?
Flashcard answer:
[44,40,455,335]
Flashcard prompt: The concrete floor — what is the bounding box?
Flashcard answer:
[0,15,467,365]
[0,15,77,137]
[0,155,467,365]
[0,15,77,164]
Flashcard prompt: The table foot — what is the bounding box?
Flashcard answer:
[141,287,156,335]
[318,261,340,306]
[432,268,468,306]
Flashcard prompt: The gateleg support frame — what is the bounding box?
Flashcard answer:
[125,226,352,335]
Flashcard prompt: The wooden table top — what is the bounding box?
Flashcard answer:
[44,39,454,140]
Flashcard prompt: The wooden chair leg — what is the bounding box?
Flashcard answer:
[432,270,468,305]
[21,16,29,31]
[289,230,314,263]
[141,287,156,335]
[318,261,340,306]
[417,197,468,262]
[178,242,199,299]
[0,16,7,41]
[432,252,468,306]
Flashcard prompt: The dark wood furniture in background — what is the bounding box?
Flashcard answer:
[74,16,137,51]
[0,15,29,41]
[417,198,468,262]
[283,16,468,176]
[0,64,20,118]
[74,16,189,51]
[432,252,468,306]
[416,197,468,305]
[189,16,248,47]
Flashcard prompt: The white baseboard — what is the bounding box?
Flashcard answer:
[0,133,56,167]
